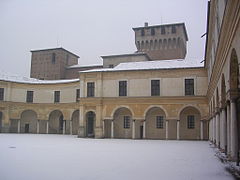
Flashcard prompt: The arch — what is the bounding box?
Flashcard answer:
[150,40,153,50]
[173,38,176,48]
[0,111,3,133]
[141,41,144,50]
[137,41,140,50]
[177,105,202,118]
[145,40,149,50]
[154,39,158,50]
[168,38,172,49]
[71,110,79,135]
[213,96,216,113]
[159,39,162,49]
[49,110,64,134]
[179,106,201,140]
[163,39,167,49]
[86,111,95,137]
[221,74,226,107]
[20,110,38,133]
[216,87,220,108]
[110,106,134,118]
[113,107,133,139]
[145,107,166,139]
[144,105,168,118]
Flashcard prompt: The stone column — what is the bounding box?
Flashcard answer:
[177,120,180,140]
[111,120,114,139]
[37,120,40,134]
[216,112,220,147]
[143,120,146,139]
[70,120,73,135]
[166,120,169,140]
[132,120,135,139]
[230,99,238,160]
[17,119,20,133]
[213,116,216,144]
[200,120,204,140]
[221,108,227,151]
[227,103,231,154]
[78,105,85,137]
[46,121,49,134]
[209,119,212,141]
[63,120,66,135]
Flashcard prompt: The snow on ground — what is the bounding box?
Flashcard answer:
[0,134,234,180]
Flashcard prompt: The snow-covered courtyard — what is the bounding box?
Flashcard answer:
[0,134,234,180]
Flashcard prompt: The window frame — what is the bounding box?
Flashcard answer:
[76,89,80,102]
[87,82,95,97]
[185,78,195,96]
[0,88,4,101]
[187,115,195,129]
[156,116,164,129]
[151,79,160,96]
[161,27,166,34]
[54,91,60,103]
[119,80,127,96]
[123,116,130,129]
[26,90,34,103]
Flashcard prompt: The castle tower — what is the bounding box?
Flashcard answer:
[30,47,79,80]
[133,22,188,60]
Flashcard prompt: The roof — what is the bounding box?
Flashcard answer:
[0,70,79,84]
[101,52,151,61]
[67,64,103,69]
[30,47,80,58]
[132,22,188,41]
[81,59,204,73]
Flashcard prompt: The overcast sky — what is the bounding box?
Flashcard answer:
[0,0,208,77]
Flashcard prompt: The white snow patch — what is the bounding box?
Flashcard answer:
[82,59,204,73]
[0,134,233,180]
[0,70,79,84]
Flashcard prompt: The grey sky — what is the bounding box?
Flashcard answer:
[0,0,208,77]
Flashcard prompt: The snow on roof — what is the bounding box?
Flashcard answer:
[81,59,204,73]
[67,64,103,69]
[0,70,79,84]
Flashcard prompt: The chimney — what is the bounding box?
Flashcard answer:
[144,22,148,27]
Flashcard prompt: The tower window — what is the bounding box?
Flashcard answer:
[185,79,194,95]
[161,27,165,34]
[54,91,60,103]
[151,28,155,35]
[141,29,145,36]
[172,26,176,33]
[151,80,160,96]
[52,53,56,64]
[26,91,33,103]
[119,81,127,96]
[87,82,95,97]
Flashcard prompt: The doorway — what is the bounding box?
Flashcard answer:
[140,125,143,139]
[86,111,95,137]
[25,124,29,133]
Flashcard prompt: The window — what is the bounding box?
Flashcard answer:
[187,115,195,129]
[0,88,4,101]
[151,28,155,35]
[123,116,130,129]
[151,80,160,96]
[52,53,56,64]
[109,64,114,68]
[185,79,194,95]
[76,89,80,102]
[172,26,176,33]
[161,27,165,34]
[119,81,127,96]
[54,91,60,103]
[87,82,95,97]
[141,29,145,36]
[156,116,164,128]
[26,91,33,103]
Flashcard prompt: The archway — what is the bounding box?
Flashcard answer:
[20,110,38,133]
[145,107,166,139]
[86,111,95,137]
[179,106,201,140]
[49,110,64,134]
[71,110,79,135]
[0,111,2,133]
[113,107,132,139]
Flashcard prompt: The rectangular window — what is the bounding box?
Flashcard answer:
[87,82,95,97]
[141,29,145,36]
[172,26,176,33]
[151,28,155,35]
[26,91,33,103]
[109,64,114,68]
[54,91,60,103]
[187,115,195,129]
[119,81,127,96]
[161,27,165,34]
[156,116,164,128]
[123,116,130,129]
[151,80,160,96]
[185,79,194,95]
[0,88,4,101]
[76,89,80,102]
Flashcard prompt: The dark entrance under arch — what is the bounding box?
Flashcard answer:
[0,112,2,133]
[86,111,95,137]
